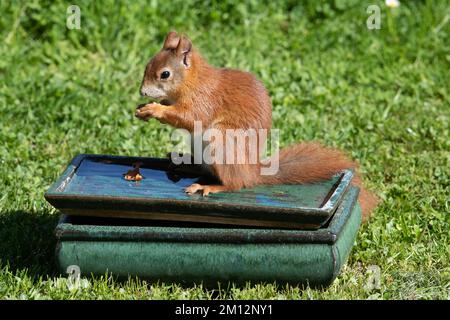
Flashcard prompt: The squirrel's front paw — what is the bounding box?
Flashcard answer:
[135,103,164,121]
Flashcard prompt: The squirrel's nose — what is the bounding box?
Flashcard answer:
[139,83,149,97]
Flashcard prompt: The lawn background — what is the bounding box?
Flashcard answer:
[0,0,448,299]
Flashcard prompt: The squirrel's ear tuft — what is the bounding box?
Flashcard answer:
[163,31,180,50]
[176,36,192,68]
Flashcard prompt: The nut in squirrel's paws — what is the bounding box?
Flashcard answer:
[135,103,164,121]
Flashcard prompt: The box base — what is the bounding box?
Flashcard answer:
[55,188,361,287]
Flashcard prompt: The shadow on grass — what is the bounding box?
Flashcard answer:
[0,210,59,278]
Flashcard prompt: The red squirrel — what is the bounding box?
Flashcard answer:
[135,31,379,219]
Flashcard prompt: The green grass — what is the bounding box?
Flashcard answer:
[0,0,449,300]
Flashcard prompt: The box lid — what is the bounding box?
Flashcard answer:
[55,187,360,244]
[45,154,355,230]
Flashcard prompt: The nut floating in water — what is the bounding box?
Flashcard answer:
[123,161,144,181]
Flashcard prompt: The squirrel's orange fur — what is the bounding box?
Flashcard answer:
[136,31,378,220]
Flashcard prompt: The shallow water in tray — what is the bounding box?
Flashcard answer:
[62,158,339,209]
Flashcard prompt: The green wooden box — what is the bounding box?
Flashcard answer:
[46,154,362,286]
[45,154,355,230]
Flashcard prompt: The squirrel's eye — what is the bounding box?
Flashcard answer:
[160,71,170,79]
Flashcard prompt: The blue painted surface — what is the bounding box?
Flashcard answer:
[62,158,340,209]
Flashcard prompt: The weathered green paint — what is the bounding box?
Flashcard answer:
[45,154,355,229]
[55,187,361,286]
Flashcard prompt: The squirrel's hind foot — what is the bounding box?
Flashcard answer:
[184,184,228,197]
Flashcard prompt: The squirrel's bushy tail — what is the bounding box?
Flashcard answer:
[259,142,379,220]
